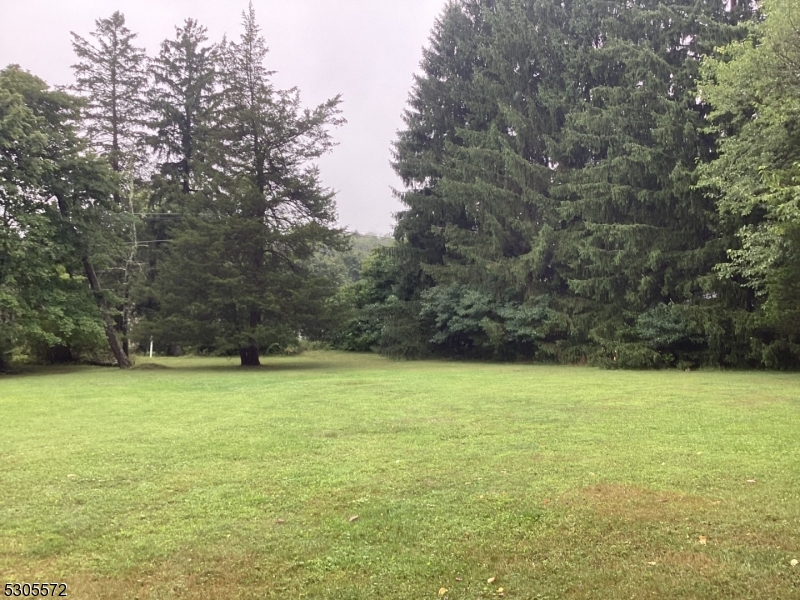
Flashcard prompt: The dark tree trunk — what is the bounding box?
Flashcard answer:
[115,312,129,357]
[239,346,260,366]
[167,343,183,357]
[54,192,130,369]
[82,257,132,369]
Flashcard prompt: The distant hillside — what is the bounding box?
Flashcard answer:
[311,232,394,284]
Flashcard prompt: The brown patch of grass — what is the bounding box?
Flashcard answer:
[3,552,298,600]
[729,527,800,552]
[565,483,715,522]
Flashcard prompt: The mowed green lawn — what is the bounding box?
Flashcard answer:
[1,352,799,599]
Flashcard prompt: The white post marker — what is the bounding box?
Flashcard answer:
[149,336,154,358]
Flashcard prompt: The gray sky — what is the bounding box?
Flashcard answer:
[0,0,449,234]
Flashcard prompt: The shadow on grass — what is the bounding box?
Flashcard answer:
[164,360,336,374]
[0,358,340,379]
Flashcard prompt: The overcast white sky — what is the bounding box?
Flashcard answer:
[0,0,449,234]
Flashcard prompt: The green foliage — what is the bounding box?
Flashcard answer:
[9,0,800,370]
[699,0,800,349]
[0,66,116,368]
[145,6,346,365]
[381,0,770,367]
[636,304,705,353]
[71,11,147,173]
[333,248,402,353]
[419,284,550,359]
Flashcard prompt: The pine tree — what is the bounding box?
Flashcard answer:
[390,0,579,358]
[138,19,221,348]
[71,11,148,174]
[420,0,575,358]
[383,1,494,356]
[71,12,149,358]
[393,1,489,259]
[148,19,219,198]
[152,4,346,366]
[553,0,752,366]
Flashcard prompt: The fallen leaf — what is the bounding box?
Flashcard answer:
[746,479,757,484]
[647,561,657,566]
[438,588,448,597]
[497,587,504,593]
[487,576,496,584]
[542,499,550,506]
[791,559,798,567]
[455,577,463,582]
[275,519,286,524]
[699,536,707,545]
[348,515,359,523]
[67,474,76,478]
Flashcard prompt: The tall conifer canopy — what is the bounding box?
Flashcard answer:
[71,11,147,173]
[150,4,346,366]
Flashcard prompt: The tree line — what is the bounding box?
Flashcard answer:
[1,5,347,368]
[337,0,800,369]
[2,0,799,370]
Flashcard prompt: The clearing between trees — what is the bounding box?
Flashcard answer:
[1,352,799,599]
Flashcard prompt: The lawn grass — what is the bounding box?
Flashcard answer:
[1,351,799,599]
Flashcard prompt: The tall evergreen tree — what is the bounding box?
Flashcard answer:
[393,0,489,260]
[71,11,148,175]
[419,0,574,358]
[553,0,753,366]
[152,5,346,366]
[148,19,219,199]
[71,11,148,357]
[138,19,221,347]
[384,1,493,356]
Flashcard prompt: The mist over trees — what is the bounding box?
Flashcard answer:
[2,0,798,370]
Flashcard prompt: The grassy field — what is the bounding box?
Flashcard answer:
[1,352,799,599]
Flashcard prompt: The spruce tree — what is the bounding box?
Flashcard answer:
[393,0,489,259]
[71,12,148,357]
[71,11,148,175]
[148,19,219,198]
[553,0,752,366]
[420,0,574,358]
[152,5,346,366]
[385,0,493,356]
[138,19,221,348]
[390,0,576,358]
